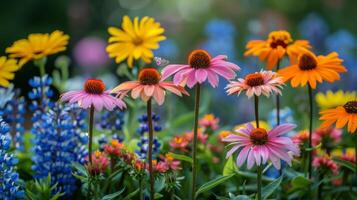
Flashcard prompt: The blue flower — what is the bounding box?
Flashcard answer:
[299,13,329,53]
[31,103,88,197]
[0,85,15,109]
[0,86,26,151]
[204,19,236,39]
[153,39,179,60]
[137,113,162,135]
[268,107,295,131]
[29,74,88,197]
[0,119,24,200]
[99,107,125,140]
[135,113,162,160]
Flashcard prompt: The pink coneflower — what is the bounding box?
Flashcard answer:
[163,153,181,170]
[61,79,126,111]
[223,123,299,169]
[226,70,284,98]
[112,68,189,105]
[161,49,240,88]
[199,114,220,131]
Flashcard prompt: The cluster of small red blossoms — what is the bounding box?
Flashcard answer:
[199,114,220,131]
[312,155,339,175]
[91,139,181,174]
[87,151,110,175]
[169,128,208,152]
[152,154,181,173]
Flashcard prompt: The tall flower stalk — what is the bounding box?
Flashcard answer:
[278,50,346,179]
[162,49,239,199]
[191,84,201,200]
[254,94,262,200]
[146,99,154,200]
[112,67,188,199]
[307,84,313,178]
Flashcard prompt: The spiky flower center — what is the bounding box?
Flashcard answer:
[245,73,265,87]
[188,49,211,69]
[132,37,143,46]
[298,53,317,70]
[138,68,161,85]
[84,79,105,94]
[268,31,292,49]
[250,128,268,145]
[343,101,357,114]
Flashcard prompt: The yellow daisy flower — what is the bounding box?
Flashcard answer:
[106,16,166,68]
[316,90,356,110]
[0,57,21,88]
[6,30,69,66]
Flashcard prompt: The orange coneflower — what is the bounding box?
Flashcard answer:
[320,101,357,133]
[278,51,347,89]
[244,30,311,70]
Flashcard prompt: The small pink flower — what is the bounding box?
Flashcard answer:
[112,68,189,105]
[313,155,339,174]
[226,70,284,98]
[223,123,299,169]
[61,79,126,111]
[312,127,342,146]
[161,49,240,88]
[199,114,220,131]
[86,151,110,175]
[153,160,169,173]
[163,153,181,170]
[292,130,309,145]
[185,129,208,144]
[170,136,189,151]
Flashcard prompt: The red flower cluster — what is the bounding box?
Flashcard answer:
[312,155,339,174]
[87,151,110,175]
[152,154,181,173]
[199,114,220,131]
[169,129,208,152]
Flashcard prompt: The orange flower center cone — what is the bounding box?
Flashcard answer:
[138,68,161,85]
[250,128,268,145]
[245,73,265,87]
[84,79,106,94]
[298,53,317,70]
[188,49,211,69]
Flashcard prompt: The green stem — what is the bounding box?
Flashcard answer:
[139,178,143,200]
[257,165,262,200]
[191,84,201,200]
[254,95,259,128]
[276,60,281,126]
[308,84,313,179]
[147,99,155,200]
[89,105,94,164]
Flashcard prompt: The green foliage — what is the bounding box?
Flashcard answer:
[333,158,356,172]
[170,153,193,164]
[195,174,235,198]
[25,175,64,200]
[261,175,283,200]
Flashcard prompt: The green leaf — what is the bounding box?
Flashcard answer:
[223,157,236,176]
[195,174,235,198]
[305,143,322,151]
[291,176,311,189]
[154,193,163,199]
[122,189,139,200]
[234,195,252,200]
[235,170,274,182]
[101,188,125,200]
[333,158,356,172]
[261,175,283,200]
[72,162,88,177]
[169,153,193,164]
